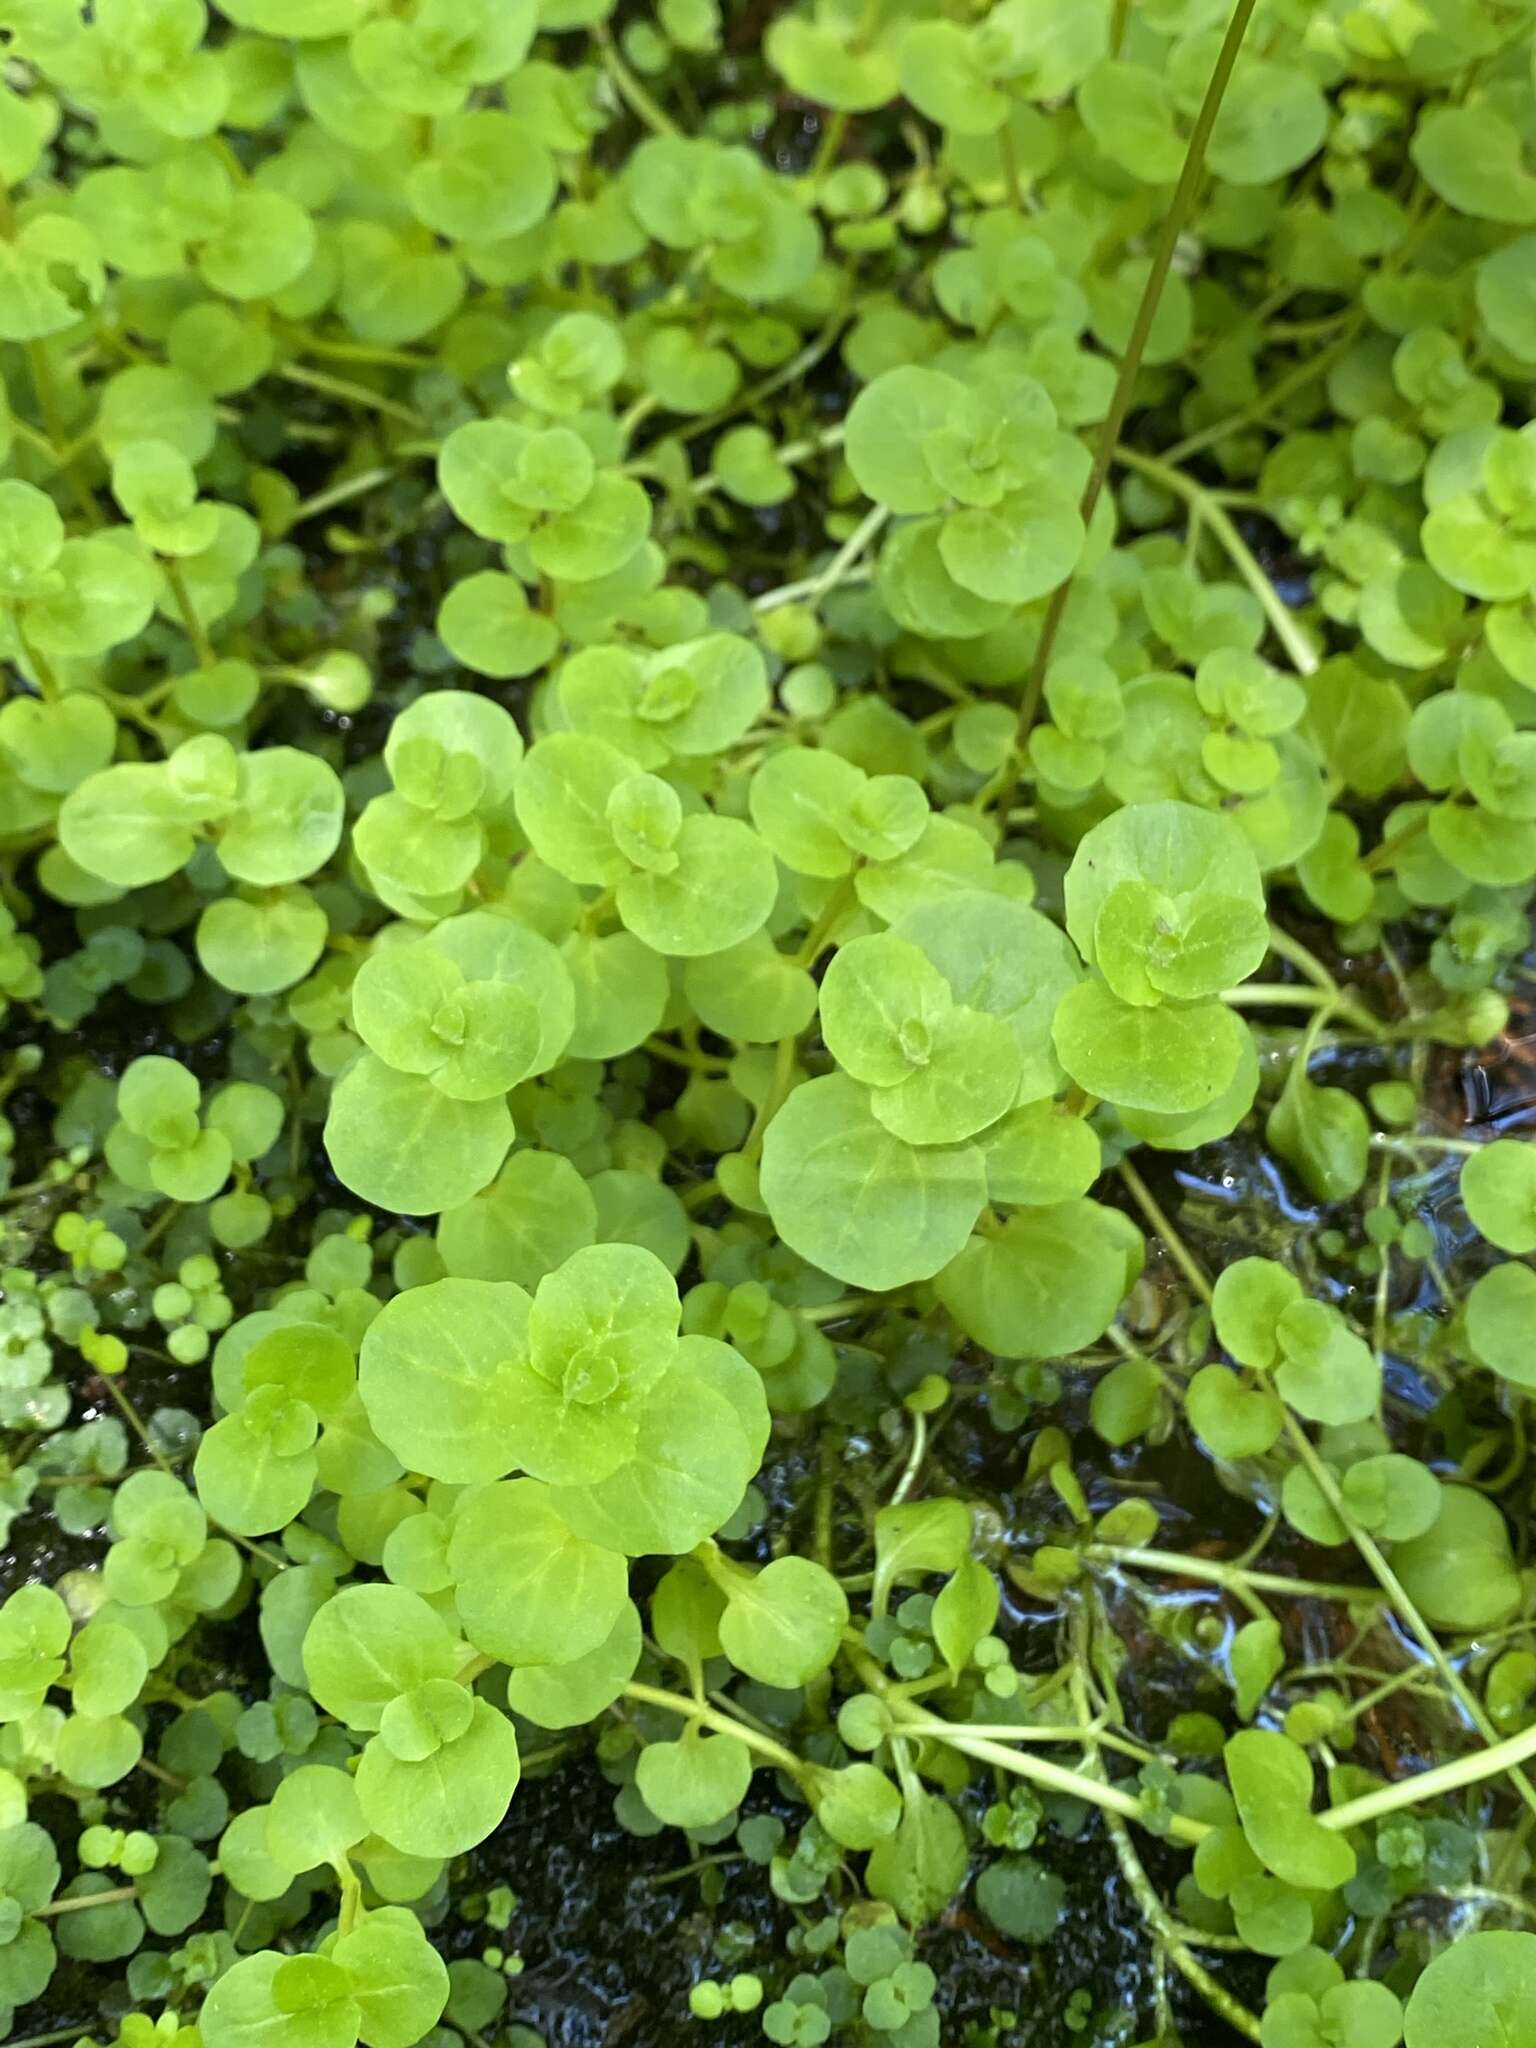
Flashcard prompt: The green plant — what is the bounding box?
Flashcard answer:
[6,0,1536,2043]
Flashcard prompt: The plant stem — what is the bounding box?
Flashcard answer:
[793,874,858,971]
[98,1372,177,1477]
[643,1037,731,1074]
[1086,1543,1370,1604]
[1263,921,1387,1037]
[810,110,848,183]
[36,1886,138,1916]
[285,464,398,530]
[1115,1158,1215,1308]
[1223,984,1339,1016]
[10,415,62,462]
[889,1409,927,1506]
[892,1708,1210,1845]
[688,424,846,509]
[739,1029,800,1165]
[814,1430,838,1570]
[754,503,889,615]
[677,306,851,447]
[998,122,1024,209]
[751,564,874,613]
[290,333,430,371]
[276,363,426,430]
[136,1756,187,1790]
[1013,0,1260,744]
[1102,1807,1262,2040]
[621,1681,803,1774]
[1371,1133,1481,1159]
[27,341,100,528]
[1114,447,1319,676]
[162,558,217,667]
[1070,1634,1261,2036]
[1283,1416,1536,1827]
[649,1850,743,1887]
[802,1298,866,1325]
[1163,316,1363,464]
[595,28,681,139]
[13,617,62,702]
[900,1712,1154,1768]
[1264,922,1337,993]
[1321,1714,1536,1833]
[1363,813,1426,874]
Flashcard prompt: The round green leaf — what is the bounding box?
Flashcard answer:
[302,1584,461,1731]
[1462,1139,1536,1254]
[761,1074,987,1292]
[1392,1485,1522,1632]
[1053,980,1250,1115]
[503,1599,643,1730]
[1465,1263,1536,1389]
[324,1055,513,1215]
[717,1556,849,1689]
[359,1276,533,1483]
[1404,1931,1536,2048]
[449,1479,628,1667]
[616,814,778,957]
[935,1200,1135,1358]
[636,1724,752,1830]
[356,1699,520,1858]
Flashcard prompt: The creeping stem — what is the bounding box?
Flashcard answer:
[1086,1542,1372,1606]
[1113,447,1320,678]
[34,1886,139,1916]
[1319,1717,1536,1835]
[754,503,890,615]
[1263,922,1387,1037]
[593,27,682,141]
[889,1710,1211,1847]
[1282,1417,1536,1828]
[621,1681,804,1775]
[1115,1158,1215,1308]
[1105,1806,1263,2040]
[276,363,427,431]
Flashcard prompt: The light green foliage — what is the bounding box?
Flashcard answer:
[325,909,575,1213]
[1212,1258,1379,1424]
[936,1199,1140,1360]
[1403,1932,1536,2048]
[709,1550,849,1688]
[200,1922,449,2048]
[1266,1053,1370,1203]
[1260,1953,1402,2048]
[819,932,1024,1143]
[2,3,1536,2043]
[359,1247,765,1565]
[1391,1486,1524,1632]
[1466,1262,1536,1388]
[300,1586,521,1856]
[1055,800,1264,1115]
[870,1499,972,1622]
[1225,1731,1355,1892]
[105,1057,236,1204]
[1462,1139,1536,1253]
[846,362,1086,612]
[358,1277,532,1483]
[636,1723,753,1830]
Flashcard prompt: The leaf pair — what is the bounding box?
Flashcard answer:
[358,1245,770,1554]
[303,1585,520,1859]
